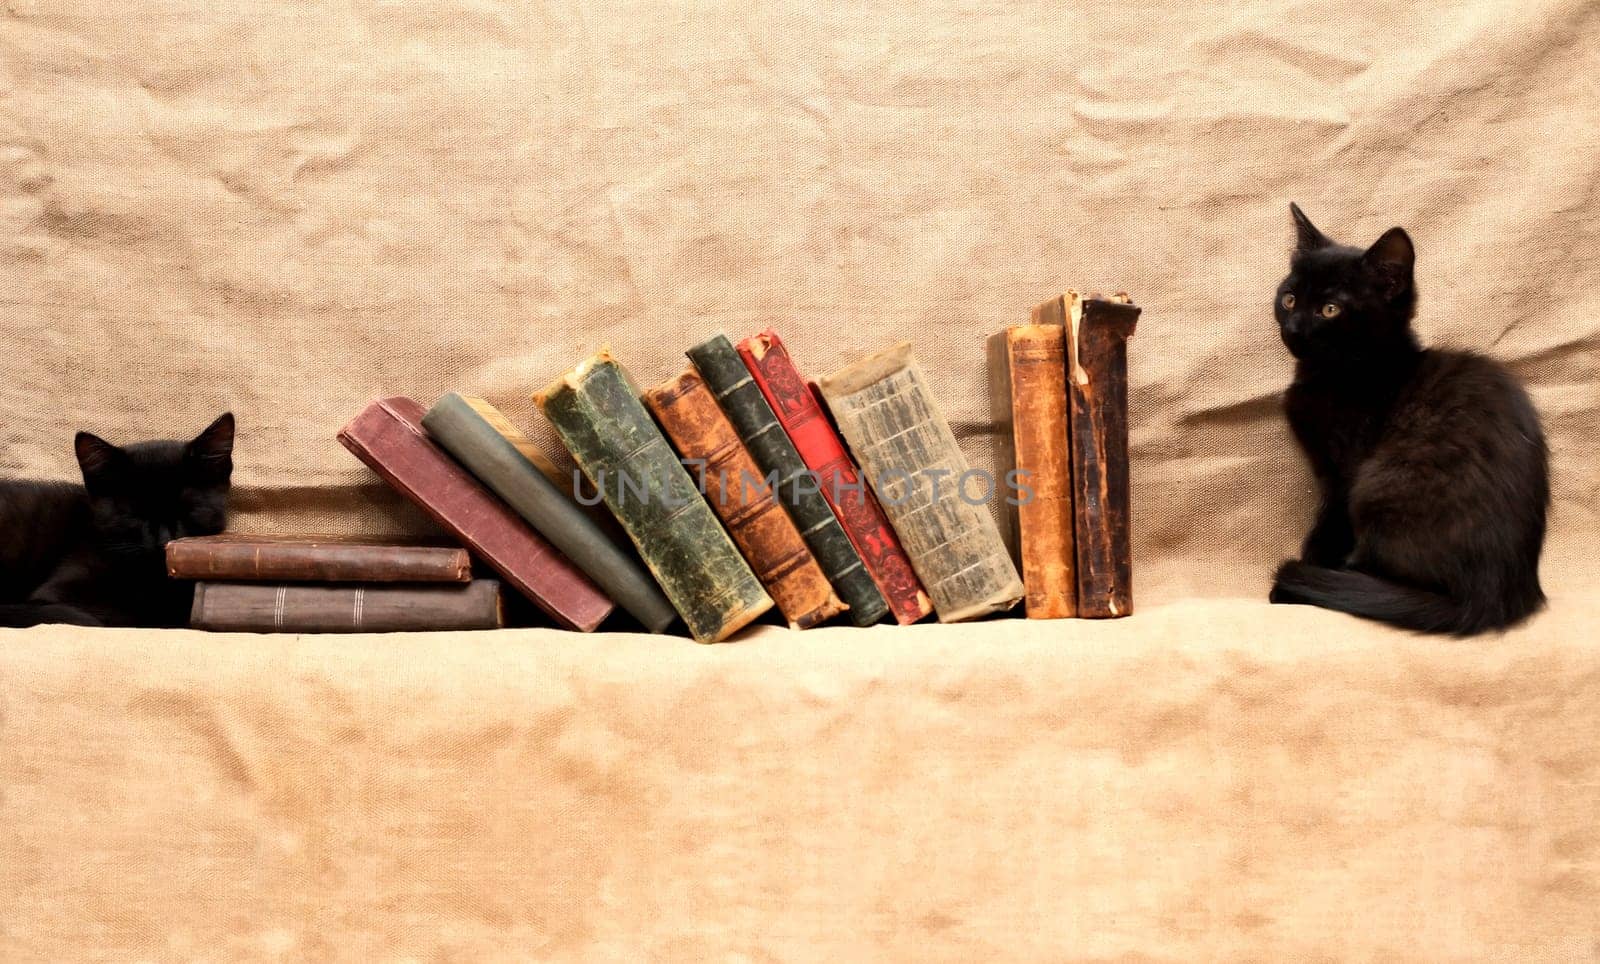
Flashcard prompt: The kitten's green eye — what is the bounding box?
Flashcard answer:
[1281,293,1295,310]
[1320,303,1341,318]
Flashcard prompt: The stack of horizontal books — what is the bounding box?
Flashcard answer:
[181,295,1137,639]
[171,535,503,632]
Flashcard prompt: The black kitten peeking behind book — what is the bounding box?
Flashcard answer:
[1269,204,1548,635]
[0,414,234,629]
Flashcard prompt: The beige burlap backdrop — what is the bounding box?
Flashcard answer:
[3,0,1595,606]
[4,2,1600,959]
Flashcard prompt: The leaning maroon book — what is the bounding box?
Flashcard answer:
[337,396,615,632]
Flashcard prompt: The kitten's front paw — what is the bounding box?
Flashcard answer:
[1269,559,1306,605]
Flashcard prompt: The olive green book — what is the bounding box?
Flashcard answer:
[536,349,773,643]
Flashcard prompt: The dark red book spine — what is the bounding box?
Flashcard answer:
[737,331,934,625]
[337,397,614,632]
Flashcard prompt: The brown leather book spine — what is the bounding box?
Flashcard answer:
[166,536,472,583]
[643,368,848,629]
[1066,293,1140,618]
[190,580,503,633]
[990,307,1076,618]
[337,396,614,632]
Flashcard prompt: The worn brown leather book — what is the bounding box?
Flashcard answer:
[643,367,848,629]
[337,396,615,632]
[166,534,472,584]
[989,308,1077,619]
[1066,292,1140,618]
[190,580,503,633]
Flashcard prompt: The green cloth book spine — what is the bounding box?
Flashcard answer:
[536,350,773,643]
[686,334,889,626]
[421,392,678,633]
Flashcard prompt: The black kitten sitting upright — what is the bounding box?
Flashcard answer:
[0,414,234,628]
[1269,205,1548,635]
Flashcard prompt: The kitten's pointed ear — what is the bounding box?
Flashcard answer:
[187,412,235,482]
[1290,202,1331,252]
[75,432,128,491]
[1363,227,1415,299]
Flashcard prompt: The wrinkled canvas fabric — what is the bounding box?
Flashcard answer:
[1,0,1597,957]
[5,609,1599,959]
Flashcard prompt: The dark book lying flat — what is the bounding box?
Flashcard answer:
[166,534,472,584]
[190,580,503,633]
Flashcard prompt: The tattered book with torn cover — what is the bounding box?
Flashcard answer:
[1065,292,1140,619]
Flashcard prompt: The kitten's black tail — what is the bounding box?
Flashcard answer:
[1270,562,1536,636]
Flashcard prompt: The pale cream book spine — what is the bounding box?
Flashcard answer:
[817,342,1024,622]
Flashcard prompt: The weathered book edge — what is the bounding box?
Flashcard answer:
[686,333,889,626]
[1066,292,1139,618]
[642,367,848,630]
[987,331,1022,569]
[992,309,1077,619]
[818,341,1024,623]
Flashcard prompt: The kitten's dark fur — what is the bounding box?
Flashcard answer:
[1268,204,1548,635]
[0,414,234,629]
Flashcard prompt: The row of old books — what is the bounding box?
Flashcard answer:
[173,296,1137,638]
